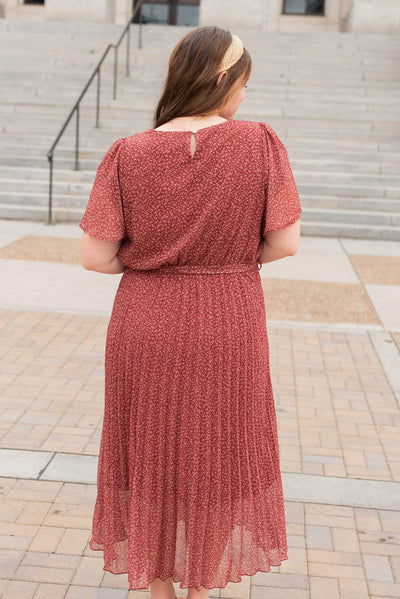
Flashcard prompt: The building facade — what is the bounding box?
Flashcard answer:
[1,0,400,33]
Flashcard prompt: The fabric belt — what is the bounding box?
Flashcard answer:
[125,261,262,276]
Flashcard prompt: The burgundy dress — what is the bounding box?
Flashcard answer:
[79,119,302,591]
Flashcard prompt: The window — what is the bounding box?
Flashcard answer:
[137,0,199,26]
[283,0,325,15]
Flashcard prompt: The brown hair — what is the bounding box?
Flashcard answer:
[153,26,252,129]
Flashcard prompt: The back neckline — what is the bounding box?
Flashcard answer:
[148,119,233,133]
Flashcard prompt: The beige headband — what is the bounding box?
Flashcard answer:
[216,34,244,74]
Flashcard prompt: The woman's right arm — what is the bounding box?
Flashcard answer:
[258,219,300,265]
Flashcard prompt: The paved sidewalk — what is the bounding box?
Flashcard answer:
[1,219,400,599]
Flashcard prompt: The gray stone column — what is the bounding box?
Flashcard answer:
[114,0,132,24]
[1,0,18,18]
[263,0,282,31]
[45,0,116,23]
[342,0,400,32]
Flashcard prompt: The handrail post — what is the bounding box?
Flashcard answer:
[126,23,130,77]
[48,154,53,225]
[113,46,118,100]
[96,68,101,128]
[75,104,80,170]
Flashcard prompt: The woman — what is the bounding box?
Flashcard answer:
[79,25,302,599]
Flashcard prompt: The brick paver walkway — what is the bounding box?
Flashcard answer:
[1,220,400,598]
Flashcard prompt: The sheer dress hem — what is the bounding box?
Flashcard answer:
[89,537,288,591]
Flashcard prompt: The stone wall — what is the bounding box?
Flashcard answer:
[2,0,400,33]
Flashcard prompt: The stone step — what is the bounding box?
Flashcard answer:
[86,101,400,121]
[297,183,388,199]
[0,165,95,183]
[4,85,397,112]
[0,73,118,88]
[1,23,399,240]
[4,127,400,153]
[0,203,82,223]
[10,63,398,86]
[0,103,114,117]
[0,146,400,183]
[6,118,399,140]
[2,86,398,126]
[2,143,400,168]
[301,221,400,241]
[2,149,398,178]
[293,159,382,174]
[2,132,400,159]
[1,204,400,241]
[121,78,400,94]
[0,85,119,106]
[5,100,398,126]
[0,55,118,68]
[3,174,400,204]
[295,171,400,187]
[1,148,399,176]
[300,194,399,213]
[133,67,400,85]
[0,28,390,45]
[0,179,93,195]
[0,156,103,170]
[0,36,124,47]
[286,137,400,153]
[0,192,87,209]
[0,20,125,34]
[1,165,398,213]
[3,122,398,145]
[0,21,385,40]
[303,207,400,226]
[5,51,396,68]
[1,162,398,191]
[0,191,397,229]
[1,22,397,51]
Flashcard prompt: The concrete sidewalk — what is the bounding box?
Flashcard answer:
[0,219,400,599]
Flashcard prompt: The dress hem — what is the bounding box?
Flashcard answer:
[88,539,288,591]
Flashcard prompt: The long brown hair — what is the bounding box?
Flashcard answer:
[153,26,252,129]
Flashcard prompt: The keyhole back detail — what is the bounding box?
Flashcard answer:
[190,131,197,159]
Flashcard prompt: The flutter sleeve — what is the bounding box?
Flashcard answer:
[79,137,126,241]
[259,122,302,236]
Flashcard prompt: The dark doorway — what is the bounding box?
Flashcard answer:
[132,0,199,26]
[283,0,325,15]
[24,0,45,4]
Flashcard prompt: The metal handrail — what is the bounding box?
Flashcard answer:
[46,0,145,224]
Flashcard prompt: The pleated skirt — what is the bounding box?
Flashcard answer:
[89,261,288,591]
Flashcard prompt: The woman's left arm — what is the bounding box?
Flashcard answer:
[81,232,125,274]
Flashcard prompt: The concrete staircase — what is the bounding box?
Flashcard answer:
[1,19,399,239]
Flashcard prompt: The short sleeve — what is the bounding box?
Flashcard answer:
[259,122,302,236]
[79,138,126,242]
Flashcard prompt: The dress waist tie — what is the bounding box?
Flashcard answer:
[125,261,261,276]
